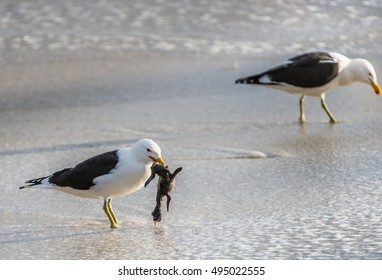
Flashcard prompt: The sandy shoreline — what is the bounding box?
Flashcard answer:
[1,47,382,259]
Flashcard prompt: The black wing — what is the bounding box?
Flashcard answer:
[235,52,340,88]
[48,150,119,190]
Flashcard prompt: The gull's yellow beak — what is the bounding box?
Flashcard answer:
[371,81,381,95]
[149,156,166,166]
[156,157,167,166]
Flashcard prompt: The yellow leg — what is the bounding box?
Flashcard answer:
[320,94,337,123]
[107,197,120,225]
[103,198,120,229]
[299,95,306,123]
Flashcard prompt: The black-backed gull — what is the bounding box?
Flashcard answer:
[20,138,166,228]
[235,51,381,123]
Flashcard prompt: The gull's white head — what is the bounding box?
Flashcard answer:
[132,138,166,166]
[351,58,381,95]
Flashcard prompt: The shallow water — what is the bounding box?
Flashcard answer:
[1,1,382,259]
[0,0,381,58]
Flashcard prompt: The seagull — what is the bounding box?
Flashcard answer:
[20,138,166,228]
[235,51,381,123]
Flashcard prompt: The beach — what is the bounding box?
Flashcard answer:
[1,0,382,259]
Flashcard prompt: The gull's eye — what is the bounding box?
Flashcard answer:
[147,148,151,152]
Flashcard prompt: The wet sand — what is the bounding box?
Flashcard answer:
[1,49,382,259]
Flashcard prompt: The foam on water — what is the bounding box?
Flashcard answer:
[0,0,381,57]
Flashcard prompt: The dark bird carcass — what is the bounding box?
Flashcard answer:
[145,164,182,225]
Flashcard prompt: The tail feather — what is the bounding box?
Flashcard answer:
[20,176,49,189]
[235,74,262,84]
[20,168,71,190]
